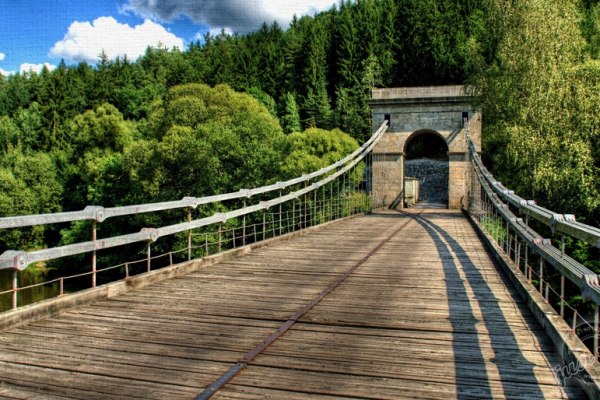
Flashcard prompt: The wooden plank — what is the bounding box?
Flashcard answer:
[212,384,354,399]
[0,362,191,399]
[227,365,574,400]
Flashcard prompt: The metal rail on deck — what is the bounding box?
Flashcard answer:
[0,122,389,311]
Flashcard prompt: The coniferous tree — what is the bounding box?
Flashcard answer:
[281,92,301,133]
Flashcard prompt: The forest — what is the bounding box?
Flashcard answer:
[2,0,600,277]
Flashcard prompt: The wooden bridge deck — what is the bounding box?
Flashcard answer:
[0,210,585,399]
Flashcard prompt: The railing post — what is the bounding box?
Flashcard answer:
[539,259,544,292]
[293,200,296,231]
[243,198,246,246]
[322,185,325,223]
[506,221,509,253]
[351,165,355,214]
[595,304,599,360]
[516,242,521,271]
[494,207,500,244]
[147,241,151,272]
[233,228,236,249]
[343,170,346,218]
[205,233,209,256]
[187,209,192,261]
[279,190,283,235]
[169,252,173,266]
[560,274,565,316]
[125,263,129,278]
[92,221,97,288]
[313,190,317,226]
[304,182,307,229]
[330,181,333,222]
[218,222,222,253]
[263,210,266,240]
[12,270,17,310]
[59,277,64,296]
[485,197,489,225]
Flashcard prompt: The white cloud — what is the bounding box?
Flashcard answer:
[122,0,339,33]
[19,63,57,74]
[262,1,339,25]
[208,27,234,37]
[49,16,184,64]
[0,67,14,76]
[0,53,10,76]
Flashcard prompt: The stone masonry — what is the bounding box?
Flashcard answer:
[366,85,482,209]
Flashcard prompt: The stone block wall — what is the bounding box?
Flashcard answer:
[372,159,403,208]
[367,85,481,210]
[372,85,465,100]
[448,155,471,209]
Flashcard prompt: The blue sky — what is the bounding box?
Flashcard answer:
[0,0,338,75]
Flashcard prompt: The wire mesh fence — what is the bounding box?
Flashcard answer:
[465,120,600,360]
[0,123,388,312]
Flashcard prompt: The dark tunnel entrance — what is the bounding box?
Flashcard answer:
[404,131,449,207]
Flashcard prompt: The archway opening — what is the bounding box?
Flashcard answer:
[404,131,449,207]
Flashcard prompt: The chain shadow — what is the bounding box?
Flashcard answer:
[400,210,547,399]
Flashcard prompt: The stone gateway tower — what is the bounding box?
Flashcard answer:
[366,85,482,209]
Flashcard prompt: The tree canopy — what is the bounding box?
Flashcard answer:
[3,0,600,272]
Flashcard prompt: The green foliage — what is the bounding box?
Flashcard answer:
[0,149,62,252]
[0,0,486,148]
[282,127,363,184]
[0,0,487,256]
[280,92,302,134]
[0,103,43,153]
[0,116,20,152]
[124,83,287,205]
[580,1,600,59]
[67,103,138,205]
[246,87,278,117]
[0,0,538,285]
[467,0,600,222]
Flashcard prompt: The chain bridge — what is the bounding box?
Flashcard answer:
[0,87,599,399]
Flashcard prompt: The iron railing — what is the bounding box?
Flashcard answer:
[465,121,600,360]
[0,122,389,311]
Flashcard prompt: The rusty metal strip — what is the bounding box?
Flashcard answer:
[194,363,245,400]
[194,211,421,400]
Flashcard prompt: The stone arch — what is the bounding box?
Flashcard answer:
[403,129,450,206]
[403,129,449,158]
[367,85,482,209]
